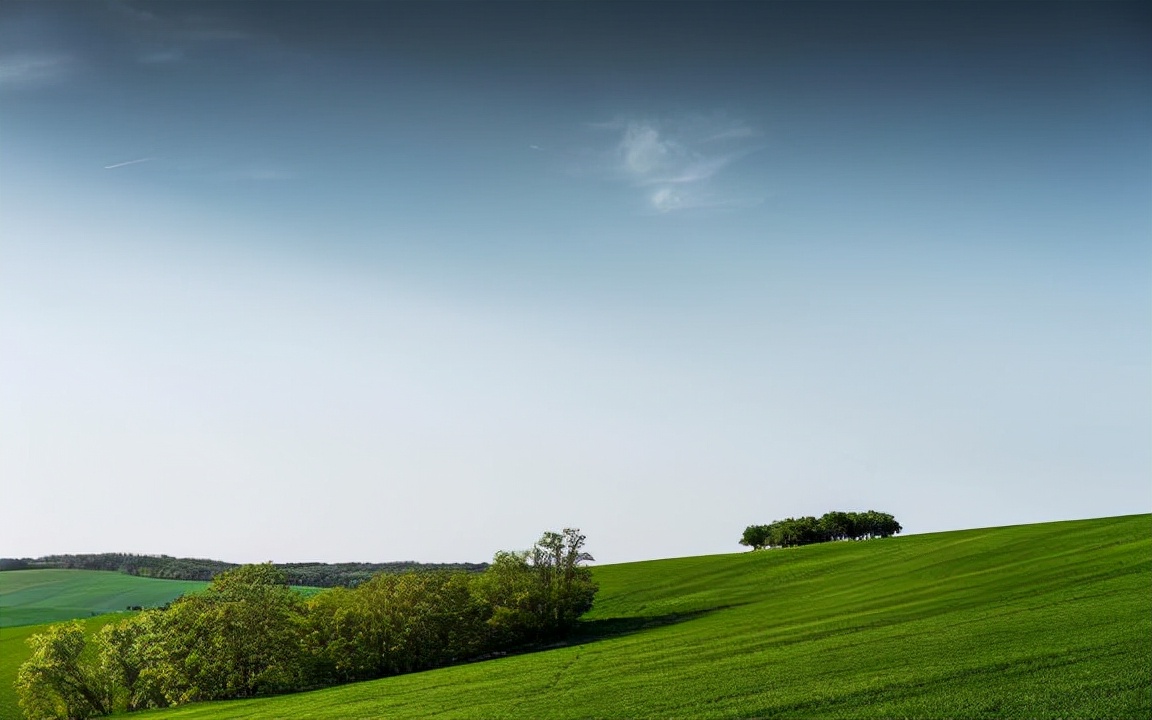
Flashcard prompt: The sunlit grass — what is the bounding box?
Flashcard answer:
[133,514,1150,719]
[0,570,208,628]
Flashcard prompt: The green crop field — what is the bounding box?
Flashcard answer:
[0,570,207,629]
[124,514,1150,720]
[4,516,1148,719]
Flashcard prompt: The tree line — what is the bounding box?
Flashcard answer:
[0,554,487,586]
[740,511,902,550]
[16,529,596,720]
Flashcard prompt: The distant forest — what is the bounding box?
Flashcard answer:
[0,553,488,587]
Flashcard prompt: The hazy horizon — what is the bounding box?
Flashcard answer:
[7,513,1152,568]
[2,1,1149,565]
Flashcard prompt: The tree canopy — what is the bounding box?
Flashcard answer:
[0,553,486,586]
[16,530,597,719]
[740,511,902,550]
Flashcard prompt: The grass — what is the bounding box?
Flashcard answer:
[0,570,208,628]
[125,513,1150,719]
[4,516,1147,719]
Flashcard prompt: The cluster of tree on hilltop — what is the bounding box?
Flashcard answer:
[740,511,902,550]
[0,554,487,586]
[16,529,596,720]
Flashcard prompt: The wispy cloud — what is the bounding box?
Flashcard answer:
[106,1,250,65]
[595,115,764,213]
[0,4,254,96]
[104,157,152,170]
[0,54,71,88]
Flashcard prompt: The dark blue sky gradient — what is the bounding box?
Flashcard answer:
[2,2,1148,563]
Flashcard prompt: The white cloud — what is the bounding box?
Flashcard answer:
[650,188,682,213]
[621,123,677,175]
[104,157,153,170]
[657,155,734,185]
[600,115,764,213]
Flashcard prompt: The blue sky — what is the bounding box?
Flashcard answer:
[2,1,1149,564]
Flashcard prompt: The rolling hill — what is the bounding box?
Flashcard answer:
[0,569,207,628]
[124,514,1149,719]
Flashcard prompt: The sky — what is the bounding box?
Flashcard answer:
[1,1,1149,565]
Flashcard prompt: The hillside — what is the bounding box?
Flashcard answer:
[0,570,207,628]
[124,514,1150,719]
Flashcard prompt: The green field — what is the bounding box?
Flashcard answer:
[0,570,207,628]
[3,516,1148,719]
[121,514,1149,719]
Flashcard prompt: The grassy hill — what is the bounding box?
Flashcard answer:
[0,569,207,628]
[122,513,1149,719]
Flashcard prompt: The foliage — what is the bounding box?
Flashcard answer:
[1,617,121,720]
[122,514,1150,720]
[141,564,307,704]
[97,612,169,712]
[740,510,902,550]
[0,555,488,587]
[3,556,234,582]
[16,620,110,720]
[305,570,489,685]
[14,531,599,717]
[275,561,487,589]
[475,529,598,645]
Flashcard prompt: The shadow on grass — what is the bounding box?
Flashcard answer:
[469,605,744,664]
[568,604,745,645]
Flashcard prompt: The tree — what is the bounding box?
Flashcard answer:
[96,612,170,712]
[475,528,598,646]
[741,511,902,550]
[301,586,370,685]
[532,528,597,628]
[472,550,542,646]
[818,511,853,542]
[304,570,490,684]
[17,621,110,720]
[859,510,902,539]
[739,525,771,550]
[150,563,307,703]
